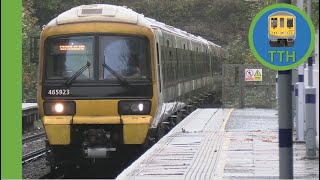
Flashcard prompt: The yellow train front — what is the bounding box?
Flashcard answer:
[268,11,296,47]
[37,4,225,170]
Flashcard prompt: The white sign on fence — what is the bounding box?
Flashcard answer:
[245,69,262,81]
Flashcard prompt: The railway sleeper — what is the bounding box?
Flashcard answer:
[176,110,184,123]
[200,93,209,98]
[157,121,171,140]
[157,112,185,141]
[178,108,188,119]
[186,104,196,113]
[169,115,178,124]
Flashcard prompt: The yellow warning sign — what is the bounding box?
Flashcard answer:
[245,69,262,81]
[254,70,261,76]
[254,69,262,81]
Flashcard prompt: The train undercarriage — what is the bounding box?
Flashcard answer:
[46,125,148,171]
[45,92,219,172]
[269,39,295,47]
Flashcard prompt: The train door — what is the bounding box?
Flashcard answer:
[154,29,163,96]
[151,28,164,128]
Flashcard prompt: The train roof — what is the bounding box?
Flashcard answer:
[269,11,295,17]
[45,4,220,47]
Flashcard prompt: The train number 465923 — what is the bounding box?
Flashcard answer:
[48,89,70,96]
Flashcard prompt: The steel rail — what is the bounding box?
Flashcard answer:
[23,132,46,144]
[22,147,46,164]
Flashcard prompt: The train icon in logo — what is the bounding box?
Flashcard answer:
[268,11,296,47]
[249,3,315,70]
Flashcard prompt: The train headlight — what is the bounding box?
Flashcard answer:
[131,103,144,112]
[118,101,151,115]
[138,103,144,111]
[44,101,76,115]
[55,103,64,113]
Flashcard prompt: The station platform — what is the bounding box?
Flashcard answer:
[117,108,319,180]
[22,103,38,111]
[22,103,39,130]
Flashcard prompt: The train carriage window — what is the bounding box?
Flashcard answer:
[172,61,175,82]
[168,61,174,83]
[177,49,182,81]
[206,54,210,74]
[287,18,293,28]
[202,53,205,75]
[271,18,277,28]
[169,49,173,83]
[184,50,188,79]
[280,18,284,28]
[191,51,196,77]
[198,53,200,76]
[180,49,184,80]
[174,49,179,82]
[166,61,170,83]
[188,52,192,79]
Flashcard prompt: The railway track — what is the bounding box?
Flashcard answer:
[40,172,64,179]
[23,132,46,144]
[22,147,46,164]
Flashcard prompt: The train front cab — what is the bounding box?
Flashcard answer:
[268,12,296,47]
[37,22,159,166]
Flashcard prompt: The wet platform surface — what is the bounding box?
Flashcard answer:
[223,109,319,179]
[117,108,319,179]
[117,108,231,180]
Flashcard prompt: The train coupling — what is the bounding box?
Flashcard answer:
[84,147,116,158]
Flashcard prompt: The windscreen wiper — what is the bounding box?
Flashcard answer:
[64,61,91,86]
[102,63,129,86]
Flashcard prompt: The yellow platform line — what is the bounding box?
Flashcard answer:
[219,108,234,132]
[216,108,234,179]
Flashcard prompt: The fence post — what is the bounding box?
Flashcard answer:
[222,64,225,108]
[239,65,244,108]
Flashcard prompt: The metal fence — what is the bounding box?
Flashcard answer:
[222,64,277,108]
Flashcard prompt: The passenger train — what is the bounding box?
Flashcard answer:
[37,4,226,169]
[268,11,296,47]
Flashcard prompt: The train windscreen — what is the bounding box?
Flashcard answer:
[287,18,293,28]
[44,35,151,82]
[271,18,277,28]
[100,36,150,80]
[45,36,94,81]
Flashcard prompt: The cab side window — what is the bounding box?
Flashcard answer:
[271,18,277,28]
[287,18,293,28]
